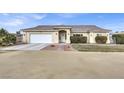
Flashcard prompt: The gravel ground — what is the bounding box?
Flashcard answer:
[0,51,124,79]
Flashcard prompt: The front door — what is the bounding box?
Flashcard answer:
[59,31,66,43]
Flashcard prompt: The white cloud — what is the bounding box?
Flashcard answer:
[102,22,124,32]
[57,13,87,18]
[31,14,47,20]
[2,13,9,16]
[16,15,27,19]
[58,13,75,18]
[0,14,47,27]
[0,19,24,26]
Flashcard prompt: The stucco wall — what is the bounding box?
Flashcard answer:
[22,32,27,43]
[71,32,110,44]
[23,31,110,44]
[52,32,59,43]
[65,29,71,43]
[91,33,110,43]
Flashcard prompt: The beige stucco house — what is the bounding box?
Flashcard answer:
[22,25,111,44]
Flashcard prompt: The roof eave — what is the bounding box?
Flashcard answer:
[23,30,58,32]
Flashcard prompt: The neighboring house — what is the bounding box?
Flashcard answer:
[21,25,111,44]
[112,31,124,44]
[16,31,23,44]
[113,31,124,34]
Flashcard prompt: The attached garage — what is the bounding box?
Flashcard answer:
[30,34,52,43]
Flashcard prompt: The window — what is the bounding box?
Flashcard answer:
[80,34,83,36]
[97,34,102,36]
[73,34,83,36]
[73,34,76,36]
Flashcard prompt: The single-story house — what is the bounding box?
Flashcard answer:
[21,25,111,44]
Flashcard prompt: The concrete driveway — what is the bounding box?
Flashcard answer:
[0,43,49,50]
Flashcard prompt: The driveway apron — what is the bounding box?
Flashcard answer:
[0,44,49,50]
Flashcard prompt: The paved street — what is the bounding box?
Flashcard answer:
[0,44,49,50]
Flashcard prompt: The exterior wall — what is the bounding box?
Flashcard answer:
[52,32,59,43]
[23,30,110,44]
[90,33,110,43]
[66,29,71,43]
[71,32,89,37]
[22,32,27,43]
[23,31,59,43]
[71,32,110,44]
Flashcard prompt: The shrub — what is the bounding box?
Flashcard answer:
[95,36,107,44]
[0,28,16,46]
[112,34,124,44]
[70,36,87,43]
[51,45,55,47]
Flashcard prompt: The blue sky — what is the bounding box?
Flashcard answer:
[0,13,124,33]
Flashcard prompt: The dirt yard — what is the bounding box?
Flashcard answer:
[0,51,124,79]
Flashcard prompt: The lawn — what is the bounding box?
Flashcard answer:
[72,44,124,52]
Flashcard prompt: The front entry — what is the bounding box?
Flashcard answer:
[59,30,66,43]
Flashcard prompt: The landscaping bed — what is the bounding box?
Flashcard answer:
[42,44,73,51]
[41,44,59,50]
[64,44,74,51]
[72,44,124,52]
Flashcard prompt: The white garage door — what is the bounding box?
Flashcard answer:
[30,34,52,43]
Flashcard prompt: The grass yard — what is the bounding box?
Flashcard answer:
[72,44,124,52]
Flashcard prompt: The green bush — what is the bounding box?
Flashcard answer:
[95,36,107,44]
[112,34,124,44]
[70,36,87,43]
[0,28,16,46]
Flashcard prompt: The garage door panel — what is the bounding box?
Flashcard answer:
[30,34,52,43]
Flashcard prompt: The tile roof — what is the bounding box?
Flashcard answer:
[22,25,111,33]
